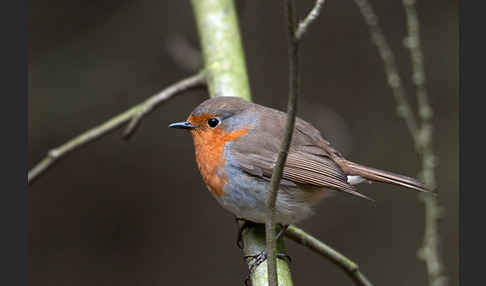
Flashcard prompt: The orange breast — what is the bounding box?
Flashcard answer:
[191,125,249,197]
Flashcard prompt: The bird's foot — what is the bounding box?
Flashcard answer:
[240,224,291,285]
[243,250,292,285]
[244,249,292,273]
[244,249,268,274]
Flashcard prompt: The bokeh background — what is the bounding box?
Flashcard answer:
[28,0,458,285]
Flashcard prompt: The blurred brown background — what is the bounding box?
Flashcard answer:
[28,0,458,285]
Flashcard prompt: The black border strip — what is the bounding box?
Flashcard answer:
[0,0,27,284]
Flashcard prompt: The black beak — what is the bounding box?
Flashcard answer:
[168,121,196,130]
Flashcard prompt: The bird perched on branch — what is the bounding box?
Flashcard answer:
[170,96,426,226]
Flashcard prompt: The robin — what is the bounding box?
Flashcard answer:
[169,96,426,260]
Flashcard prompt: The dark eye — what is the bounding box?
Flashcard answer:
[207,118,220,128]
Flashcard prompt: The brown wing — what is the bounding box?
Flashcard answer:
[235,149,372,201]
[230,103,372,200]
[227,102,424,198]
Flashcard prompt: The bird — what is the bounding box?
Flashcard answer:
[169,96,427,228]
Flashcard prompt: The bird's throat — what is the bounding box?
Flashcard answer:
[191,127,250,197]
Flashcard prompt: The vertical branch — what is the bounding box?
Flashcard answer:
[190,1,293,285]
[190,0,251,101]
[265,1,327,285]
[264,0,299,284]
[402,1,447,285]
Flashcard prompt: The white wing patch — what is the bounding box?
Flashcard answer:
[347,175,367,185]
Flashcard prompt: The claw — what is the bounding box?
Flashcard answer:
[244,249,292,275]
[247,250,267,273]
[237,222,292,285]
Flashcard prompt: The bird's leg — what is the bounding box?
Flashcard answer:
[243,224,291,275]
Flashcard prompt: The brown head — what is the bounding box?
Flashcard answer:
[168,96,256,136]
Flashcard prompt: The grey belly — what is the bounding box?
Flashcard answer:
[215,166,320,225]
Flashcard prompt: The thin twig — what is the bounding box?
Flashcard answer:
[402,1,447,285]
[295,0,326,40]
[264,1,299,285]
[28,72,206,185]
[353,0,420,145]
[265,0,329,284]
[123,73,206,139]
[285,225,373,286]
[355,0,446,285]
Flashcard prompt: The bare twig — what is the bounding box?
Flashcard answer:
[285,225,373,286]
[355,0,446,285]
[402,1,447,285]
[353,0,420,144]
[264,1,299,285]
[265,0,328,284]
[28,72,206,185]
[123,73,206,139]
[295,0,326,40]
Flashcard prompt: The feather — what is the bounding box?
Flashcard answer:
[234,150,373,201]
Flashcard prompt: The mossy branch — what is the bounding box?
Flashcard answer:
[242,224,294,286]
[190,0,251,101]
[190,1,293,285]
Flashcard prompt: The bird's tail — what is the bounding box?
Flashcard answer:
[342,160,427,192]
